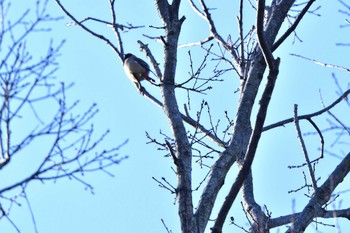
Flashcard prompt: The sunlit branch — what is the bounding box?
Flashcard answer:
[188,0,206,20]
[137,40,163,79]
[178,36,214,48]
[75,16,144,32]
[290,53,350,73]
[256,0,275,70]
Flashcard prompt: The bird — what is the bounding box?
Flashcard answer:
[123,53,155,90]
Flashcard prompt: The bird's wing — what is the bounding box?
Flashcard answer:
[134,57,150,71]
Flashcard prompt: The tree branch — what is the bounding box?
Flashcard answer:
[272,0,316,52]
[194,2,296,231]
[198,0,242,77]
[263,89,350,131]
[286,152,350,233]
[293,104,318,190]
[269,207,350,228]
[155,1,194,232]
[256,0,275,70]
[54,0,122,59]
[212,58,280,233]
[290,53,350,73]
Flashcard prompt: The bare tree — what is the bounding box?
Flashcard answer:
[0,0,126,231]
[54,0,350,233]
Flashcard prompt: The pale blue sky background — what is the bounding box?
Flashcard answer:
[1,1,350,233]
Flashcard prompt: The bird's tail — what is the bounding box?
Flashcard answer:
[145,75,156,83]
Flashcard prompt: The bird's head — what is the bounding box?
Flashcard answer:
[124,53,134,59]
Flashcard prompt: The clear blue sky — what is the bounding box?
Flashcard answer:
[1,1,350,233]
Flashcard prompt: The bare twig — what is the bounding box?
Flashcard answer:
[22,188,38,233]
[188,0,206,19]
[263,89,350,131]
[161,218,173,233]
[269,207,350,228]
[319,93,350,136]
[198,0,242,77]
[290,53,350,73]
[272,0,316,51]
[165,139,178,166]
[152,176,176,194]
[137,40,163,80]
[306,118,324,159]
[286,152,350,232]
[54,0,122,59]
[141,86,226,147]
[178,36,214,48]
[293,104,318,190]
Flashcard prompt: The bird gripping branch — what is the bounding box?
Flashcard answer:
[123,53,155,90]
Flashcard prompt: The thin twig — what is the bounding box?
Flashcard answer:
[306,118,324,159]
[54,0,121,59]
[178,36,214,48]
[198,0,242,76]
[319,93,350,136]
[290,53,350,73]
[22,188,39,233]
[272,0,316,51]
[161,218,172,233]
[263,89,350,131]
[286,152,350,232]
[165,139,178,166]
[188,0,206,19]
[293,104,318,190]
[137,40,162,80]
[141,86,225,147]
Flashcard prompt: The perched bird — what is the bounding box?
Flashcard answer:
[123,53,155,90]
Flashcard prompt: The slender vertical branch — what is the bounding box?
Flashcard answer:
[194,1,296,232]
[22,188,39,233]
[238,0,244,63]
[256,0,275,69]
[155,1,194,232]
[293,104,318,190]
[109,0,124,58]
[212,58,280,233]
